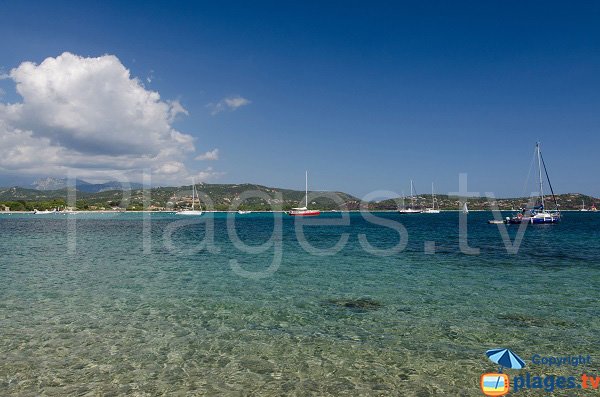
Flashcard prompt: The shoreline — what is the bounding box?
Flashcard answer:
[1,209,591,215]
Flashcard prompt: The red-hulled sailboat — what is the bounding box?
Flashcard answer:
[287,171,321,216]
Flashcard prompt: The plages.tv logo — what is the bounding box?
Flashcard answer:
[481,348,526,396]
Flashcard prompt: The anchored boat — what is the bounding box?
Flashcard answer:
[507,142,561,224]
[398,180,422,214]
[287,171,320,216]
[176,178,203,216]
[33,209,57,215]
[422,183,441,214]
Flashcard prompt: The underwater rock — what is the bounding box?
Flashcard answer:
[499,313,571,328]
[323,297,383,311]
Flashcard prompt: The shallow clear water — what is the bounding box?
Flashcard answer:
[1,212,599,396]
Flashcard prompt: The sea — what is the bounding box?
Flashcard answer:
[1,211,599,396]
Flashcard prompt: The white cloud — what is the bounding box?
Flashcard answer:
[195,148,219,161]
[208,95,251,115]
[155,161,186,175]
[224,96,251,109]
[167,100,188,122]
[193,167,225,182]
[0,52,219,185]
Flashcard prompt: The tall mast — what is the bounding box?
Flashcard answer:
[305,170,308,208]
[431,182,435,210]
[191,178,195,211]
[537,142,544,209]
[410,180,415,207]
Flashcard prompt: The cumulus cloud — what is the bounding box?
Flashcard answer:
[192,167,225,182]
[195,148,219,161]
[168,100,188,122]
[0,52,217,185]
[208,95,251,115]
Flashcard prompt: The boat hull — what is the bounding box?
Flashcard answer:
[287,210,321,216]
[508,215,560,224]
[176,211,203,216]
[398,209,422,214]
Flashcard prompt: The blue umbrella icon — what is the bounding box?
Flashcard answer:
[486,348,526,372]
[486,348,525,390]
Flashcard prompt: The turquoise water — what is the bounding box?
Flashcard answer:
[1,212,599,396]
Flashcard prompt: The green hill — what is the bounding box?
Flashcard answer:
[370,193,598,211]
[0,183,360,211]
[0,184,596,211]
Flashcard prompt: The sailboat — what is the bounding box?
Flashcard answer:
[462,202,469,214]
[398,180,422,214]
[287,171,321,216]
[422,183,441,214]
[580,200,589,212]
[176,178,203,216]
[507,142,561,224]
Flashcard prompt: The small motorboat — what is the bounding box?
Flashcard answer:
[33,209,56,215]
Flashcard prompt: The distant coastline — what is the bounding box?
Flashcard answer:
[0,209,600,213]
[1,182,597,212]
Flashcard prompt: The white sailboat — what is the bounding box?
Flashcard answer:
[287,171,320,216]
[462,202,469,214]
[507,142,560,224]
[398,180,422,214]
[580,200,589,212]
[422,183,440,214]
[176,178,203,216]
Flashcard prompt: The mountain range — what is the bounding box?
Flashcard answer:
[31,177,144,193]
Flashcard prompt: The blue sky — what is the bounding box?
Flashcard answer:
[1,1,599,197]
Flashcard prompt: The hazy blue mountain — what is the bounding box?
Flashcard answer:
[31,177,69,191]
[31,177,143,193]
